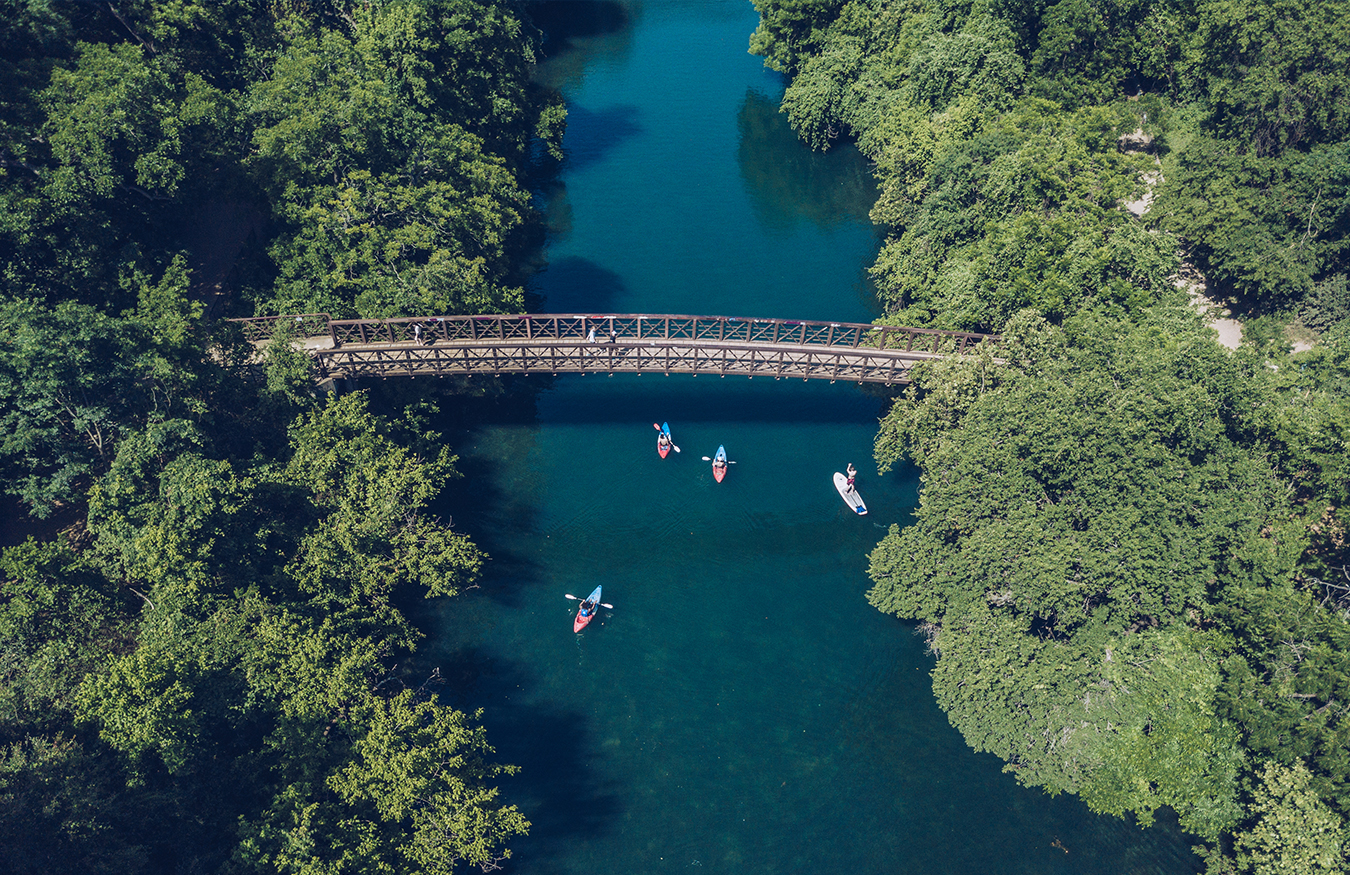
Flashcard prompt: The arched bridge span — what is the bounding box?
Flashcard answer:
[232,313,1000,386]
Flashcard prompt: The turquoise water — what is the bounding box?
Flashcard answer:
[417,2,1202,872]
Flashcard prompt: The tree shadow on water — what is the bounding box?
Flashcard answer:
[425,382,552,610]
[436,462,545,612]
[736,88,880,234]
[532,1,639,93]
[560,102,643,174]
[531,0,633,55]
[432,646,624,872]
[533,255,628,313]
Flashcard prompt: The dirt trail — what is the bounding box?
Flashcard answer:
[1120,131,1243,351]
[182,198,264,320]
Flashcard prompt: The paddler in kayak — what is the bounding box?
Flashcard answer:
[846,463,857,491]
[713,456,727,477]
[657,431,672,453]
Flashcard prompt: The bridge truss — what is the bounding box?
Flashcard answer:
[232,313,1000,385]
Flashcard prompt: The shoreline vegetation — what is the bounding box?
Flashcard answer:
[746,0,1350,870]
[0,2,561,871]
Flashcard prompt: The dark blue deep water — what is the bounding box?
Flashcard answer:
[418,2,1202,873]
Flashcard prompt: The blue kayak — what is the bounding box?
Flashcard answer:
[659,422,673,458]
[574,585,602,633]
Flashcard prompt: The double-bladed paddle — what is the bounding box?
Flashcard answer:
[652,423,680,452]
[565,594,614,609]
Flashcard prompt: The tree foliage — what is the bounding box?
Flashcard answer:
[1232,760,1347,875]
[242,1,556,318]
[0,0,562,318]
[0,259,216,514]
[0,389,521,873]
[0,5,551,867]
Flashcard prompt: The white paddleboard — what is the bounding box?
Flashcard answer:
[833,472,867,515]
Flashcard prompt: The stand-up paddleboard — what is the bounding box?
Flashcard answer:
[658,422,672,459]
[574,585,602,633]
[833,472,867,515]
[713,445,728,483]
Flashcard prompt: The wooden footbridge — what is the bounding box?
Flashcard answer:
[231,313,999,385]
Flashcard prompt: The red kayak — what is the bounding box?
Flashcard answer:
[656,422,673,458]
[574,585,602,633]
[712,445,727,483]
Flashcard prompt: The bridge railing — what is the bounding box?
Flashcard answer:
[319,313,999,354]
[231,313,332,343]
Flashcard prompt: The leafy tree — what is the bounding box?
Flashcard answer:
[1027,0,1180,106]
[0,2,550,870]
[0,298,146,513]
[867,100,1173,330]
[0,733,155,875]
[41,42,228,205]
[757,0,1350,862]
[1181,0,1350,157]
[749,0,849,74]
[927,601,1244,837]
[68,391,513,870]
[867,310,1299,835]
[1232,760,1347,874]
[240,689,528,874]
[244,2,550,318]
[1215,579,1350,822]
[285,392,484,614]
[265,142,529,318]
[0,259,215,515]
[75,626,208,776]
[1153,138,1350,311]
[0,539,133,737]
[0,35,234,308]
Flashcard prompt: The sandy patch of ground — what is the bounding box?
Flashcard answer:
[1173,261,1243,350]
[1123,168,1161,218]
[1117,136,1244,351]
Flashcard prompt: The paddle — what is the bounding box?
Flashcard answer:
[651,423,680,453]
[701,456,737,463]
[565,594,614,609]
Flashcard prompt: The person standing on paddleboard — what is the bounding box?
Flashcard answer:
[846,463,857,491]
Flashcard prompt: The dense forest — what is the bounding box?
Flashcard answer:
[0,1,562,871]
[748,0,1350,870]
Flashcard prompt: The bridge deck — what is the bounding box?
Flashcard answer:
[231,313,1000,385]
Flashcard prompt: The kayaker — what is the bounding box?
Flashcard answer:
[846,463,857,490]
[714,457,727,475]
[658,431,671,451]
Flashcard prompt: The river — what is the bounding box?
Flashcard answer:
[417,2,1202,872]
